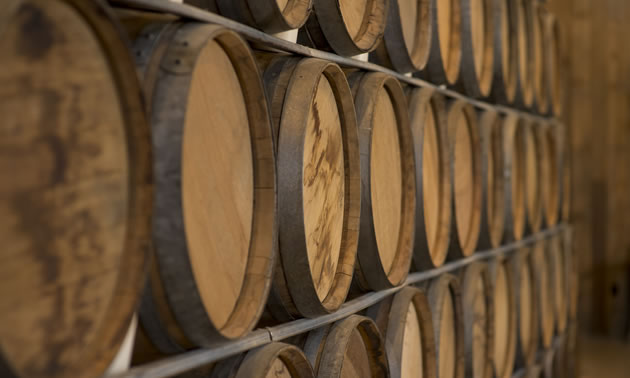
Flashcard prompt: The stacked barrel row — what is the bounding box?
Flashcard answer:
[159,229,577,378]
[0,1,571,378]
[186,0,564,115]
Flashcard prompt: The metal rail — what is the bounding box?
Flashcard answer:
[112,225,566,378]
[110,0,559,125]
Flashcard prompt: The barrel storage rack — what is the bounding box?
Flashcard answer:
[0,0,575,377]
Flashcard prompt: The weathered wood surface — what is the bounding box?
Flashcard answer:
[0,0,152,376]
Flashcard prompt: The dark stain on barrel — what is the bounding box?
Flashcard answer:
[16,3,55,60]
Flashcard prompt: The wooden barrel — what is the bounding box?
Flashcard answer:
[489,0,517,104]
[303,315,389,377]
[514,0,534,108]
[512,364,543,378]
[0,1,151,376]
[478,110,505,249]
[407,88,452,269]
[460,263,494,378]
[537,124,560,228]
[367,287,437,378]
[541,13,563,116]
[489,257,517,378]
[531,241,554,348]
[457,0,495,97]
[134,23,276,350]
[423,0,463,84]
[532,4,549,115]
[447,101,482,259]
[425,274,465,378]
[298,0,388,56]
[262,57,360,320]
[502,116,527,241]
[510,248,539,368]
[213,0,312,33]
[348,72,415,291]
[524,122,542,233]
[210,343,314,378]
[548,235,567,334]
[370,0,432,73]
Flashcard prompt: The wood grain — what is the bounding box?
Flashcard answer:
[369,0,431,73]
[424,0,461,84]
[439,287,456,378]
[0,0,151,376]
[514,249,537,367]
[502,116,526,241]
[299,0,387,56]
[264,58,359,319]
[524,123,542,233]
[539,126,559,227]
[491,260,516,378]
[514,0,533,107]
[183,39,253,329]
[438,0,453,70]
[407,88,451,270]
[371,89,403,273]
[303,76,345,302]
[136,23,275,347]
[366,286,436,378]
[489,0,517,104]
[457,0,494,97]
[532,241,554,348]
[303,315,389,378]
[350,72,414,291]
[447,101,482,258]
[215,0,312,33]
[548,236,567,334]
[533,5,549,115]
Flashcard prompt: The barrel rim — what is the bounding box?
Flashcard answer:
[510,247,540,368]
[447,100,483,259]
[459,0,496,97]
[488,255,518,378]
[305,315,390,377]
[276,58,361,317]
[502,115,527,242]
[427,273,466,378]
[245,0,313,32]
[0,0,152,376]
[490,0,518,104]
[478,109,506,249]
[424,0,463,84]
[144,23,276,343]
[352,72,415,290]
[407,87,452,270]
[235,342,315,378]
[311,0,388,56]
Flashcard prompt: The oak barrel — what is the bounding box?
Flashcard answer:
[564,229,578,321]
[367,286,437,378]
[559,124,571,222]
[510,249,539,368]
[457,0,495,97]
[537,124,560,228]
[541,13,563,116]
[524,122,542,234]
[531,241,554,348]
[460,263,494,378]
[0,0,151,376]
[298,0,388,56]
[425,274,465,378]
[513,0,534,108]
[134,23,276,350]
[532,4,549,115]
[489,0,517,104]
[303,315,390,377]
[370,0,432,73]
[422,0,462,84]
[548,235,567,334]
[502,116,527,241]
[214,0,312,33]
[447,101,482,259]
[262,57,360,320]
[478,110,505,249]
[407,88,452,269]
[349,72,415,291]
[210,343,315,378]
[489,257,517,378]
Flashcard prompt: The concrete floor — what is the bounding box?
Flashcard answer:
[578,335,630,378]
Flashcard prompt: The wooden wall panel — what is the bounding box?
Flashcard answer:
[549,0,630,336]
